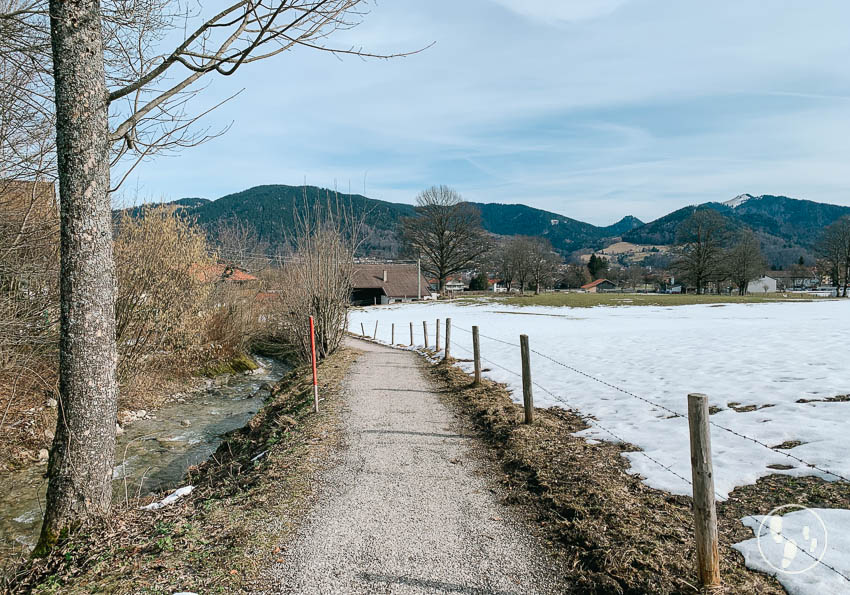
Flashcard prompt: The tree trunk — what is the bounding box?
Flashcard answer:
[37,0,117,555]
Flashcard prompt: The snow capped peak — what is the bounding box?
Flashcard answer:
[725,193,756,208]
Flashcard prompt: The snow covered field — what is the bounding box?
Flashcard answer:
[349,299,850,592]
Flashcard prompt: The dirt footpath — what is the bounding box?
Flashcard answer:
[269,338,570,594]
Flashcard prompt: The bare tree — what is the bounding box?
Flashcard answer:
[16,0,419,553]
[674,210,729,295]
[725,230,765,295]
[402,186,491,291]
[562,262,589,289]
[505,236,534,294]
[818,216,850,297]
[526,238,561,294]
[212,217,270,273]
[270,197,364,361]
[627,265,645,290]
[493,238,518,291]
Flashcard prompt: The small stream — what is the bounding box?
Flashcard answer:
[0,355,289,559]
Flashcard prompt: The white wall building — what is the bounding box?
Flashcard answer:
[747,276,778,294]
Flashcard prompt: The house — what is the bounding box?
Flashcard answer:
[747,276,777,294]
[490,280,507,293]
[770,269,820,291]
[444,279,466,293]
[581,279,617,293]
[351,263,430,305]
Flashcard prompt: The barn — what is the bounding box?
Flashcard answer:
[581,279,618,293]
[351,264,430,306]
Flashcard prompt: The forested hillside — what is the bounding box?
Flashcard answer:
[623,194,850,267]
[145,185,643,256]
[131,185,850,267]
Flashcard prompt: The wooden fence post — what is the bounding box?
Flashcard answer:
[444,318,452,360]
[409,322,413,346]
[360,322,365,338]
[520,334,533,424]
[373,320,378,340]
[423,321,429,349]
[391,323,395,345]
[472,325,481,385]
[687,393,720,588]
[436,319,441,351]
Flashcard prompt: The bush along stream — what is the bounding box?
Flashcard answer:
[0,354,290,559]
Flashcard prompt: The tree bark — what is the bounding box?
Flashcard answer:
[37,0,117,554]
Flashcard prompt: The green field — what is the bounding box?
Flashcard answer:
[459,292,834,308]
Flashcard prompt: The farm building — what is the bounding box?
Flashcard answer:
[747,276,778,294]
[770,269,820,291]
[581,279,618,293]
[351,263,430,305]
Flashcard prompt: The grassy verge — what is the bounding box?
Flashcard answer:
[463,292,833,308]
[2,348,357,594]
[425,359,798,594]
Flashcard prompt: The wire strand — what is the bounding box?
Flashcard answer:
[442,325,849,584]
[454,324,850,484]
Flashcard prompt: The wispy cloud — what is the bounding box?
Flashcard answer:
[488,0,630,23]
[124,0,850,224]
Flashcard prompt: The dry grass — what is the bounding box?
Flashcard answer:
[2,348,357,594]
[426,360,788,594]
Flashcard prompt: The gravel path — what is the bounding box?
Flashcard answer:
[269,338,570,594]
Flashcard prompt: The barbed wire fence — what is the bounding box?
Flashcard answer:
[352,317,850,586]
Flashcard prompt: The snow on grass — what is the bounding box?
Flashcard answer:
[350,300,850,497]
[733,508,850,594]
[351,299,850,593]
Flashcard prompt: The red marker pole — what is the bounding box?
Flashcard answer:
[309,316,319,413]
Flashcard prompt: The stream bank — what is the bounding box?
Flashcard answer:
[3,347,356,594]
[0,354,290,559]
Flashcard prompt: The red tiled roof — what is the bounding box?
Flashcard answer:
[581,278,613,289]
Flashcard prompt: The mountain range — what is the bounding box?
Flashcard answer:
[146,185,850,267]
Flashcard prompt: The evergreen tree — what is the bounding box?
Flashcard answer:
[469,273,489,291]
[587,254,609,279]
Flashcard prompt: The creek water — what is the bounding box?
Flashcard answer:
[0,355,289,559]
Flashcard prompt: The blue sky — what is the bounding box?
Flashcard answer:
[120,0,850,225]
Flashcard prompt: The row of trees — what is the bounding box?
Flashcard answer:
[675,208,850,295]
[675,210,766,294]
[401,192,850,298]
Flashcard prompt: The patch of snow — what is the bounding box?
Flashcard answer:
[141,485,194,511]
[354,302,850,594]
[733,508,850,593]
[725,193,756,208]
[350,301,850,497]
